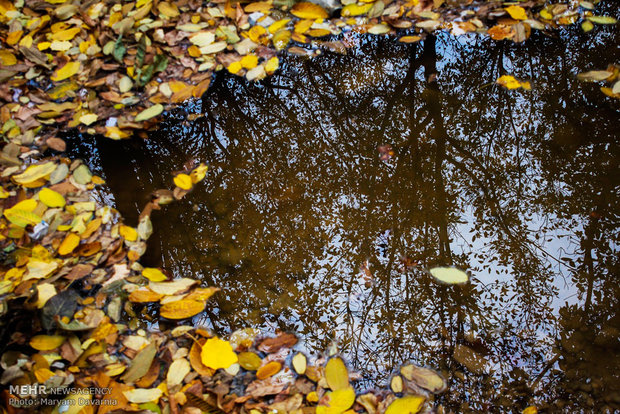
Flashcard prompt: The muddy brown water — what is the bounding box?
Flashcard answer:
[67,11,620,412]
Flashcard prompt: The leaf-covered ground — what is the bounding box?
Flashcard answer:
[0,0,618,412]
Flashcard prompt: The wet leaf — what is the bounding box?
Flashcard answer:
[4,208,41,227]
[149,278,197,295]
[522,407,538,414]
[291,2,329,19]
[160,298,205,319]
[317,386,356,414]
[30,335,65,350]
[256,361,282,379]
[201,337,238,370]
[428,266,469,284]
[505,5,527,20]
[496,75,531,90]
[586,16,617,24]
[325,357,349,391]
[39,187,66,207]
[390,375,403,393]
[238,351,263,371]
[384,395,425,414]
[292,352,307,375]
[72,164,92,184]
[173,173,193,190]
[122,342,157,383]
[342,3,373,16]
[135,104,164,122]
[577,70,613,81]
[400,364,446,393]
[142,267,167,282]
[129,288,163,303]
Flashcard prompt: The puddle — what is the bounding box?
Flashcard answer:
[67,13,620,411]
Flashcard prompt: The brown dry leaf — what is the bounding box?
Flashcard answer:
[258,332,298,353]
[189,338,215,377]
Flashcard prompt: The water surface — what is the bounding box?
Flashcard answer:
[69,14,620,412]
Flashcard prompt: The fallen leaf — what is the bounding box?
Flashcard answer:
[384,395,426,414]
[291,2,329,19]
[200,337,238,370]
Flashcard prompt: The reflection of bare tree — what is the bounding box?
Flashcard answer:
[67,13,620,410]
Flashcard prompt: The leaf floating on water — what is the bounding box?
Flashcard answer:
[399,35,422,43]
[160,298,205,319]
[72,164,92,185]
[522,407,538,414]
[400,364,446,393]
[256,361,282,379]
[290,2,329,19]
[586,16,617,25]
[496,75,531,90]
[238,351,263,371]
[142,267,167,282]
[292,352,307,375]
[325,357,350,391]
[316,387,356,414]
[428,266,469,284]
[119,224,138,242]
[30,335,65,350]
[135,104,164,122]
[200,337,238,370]
[174,173,193,190]
[577,70,613,82]
[149,278,197,295]
[390,375,403,393]
[384,395,426,414]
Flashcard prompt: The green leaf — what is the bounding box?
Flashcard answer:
[135,104,164,122]
[113,35,126,64]
[136,35,147,69]
[586,16,617,24]
[122,342,157,383]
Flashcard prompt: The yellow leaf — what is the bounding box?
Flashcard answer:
[25,260,58,280]
[325,357,349,390]
[80,113,98,125]
[200,337,238,370]
[190,163,208,183]
[272,30,291,51]
[135,104,164,122]
[0,50,17,66]
[238,352,262,370]
[265,56,279,74]
[185,287,219,302]
[4,208,42,227]
[228,61,243,74]
[290,2,328,19]
[174,173,193,190]
[160,299,206,319]
[428,266,469,284]
[149,278,197,295]
[38,187,66,207]
[30,335,66,350]
[269,18,291,34]
[316,387,356,414]
[399,35,422,43]
[58,232,80,255]
[129,288,163,303]
[505,5,527,21]
[342,3,373,17]
[51,27,81,41]
[496,75,523,90]
[256,361,282,379]
[167,358,190,386]
[36,283,57,308]
[123,388,163,404]
[240,54,258,69]
[384,395,425,414]
[34,368,55,383]
[522,407,538,414]
[142,267,167,282]
[119,225,138,241]
[51,61,80,82]
[13,162,56,184]
[292,352,307,374]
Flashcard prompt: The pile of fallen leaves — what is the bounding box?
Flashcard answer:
[0,156,459,414]
[1,0,617,151]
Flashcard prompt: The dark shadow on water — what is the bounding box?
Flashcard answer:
[67,13,620,412]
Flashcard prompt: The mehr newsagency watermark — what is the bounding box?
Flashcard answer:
[8,384,117,408]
